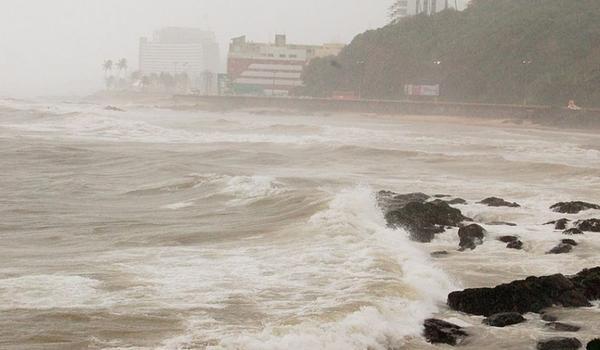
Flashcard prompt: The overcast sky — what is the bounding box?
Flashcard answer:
[0,1,464,97]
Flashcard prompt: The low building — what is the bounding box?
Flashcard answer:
[139,27,220,94]
[227,35,344,96]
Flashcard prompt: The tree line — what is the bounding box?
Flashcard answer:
[300,0,600,107]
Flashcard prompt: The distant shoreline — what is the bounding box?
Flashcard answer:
[171,94,600,132]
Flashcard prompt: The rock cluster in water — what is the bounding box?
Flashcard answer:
[550,201,600,214]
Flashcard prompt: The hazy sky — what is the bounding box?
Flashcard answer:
[0,0,394,97]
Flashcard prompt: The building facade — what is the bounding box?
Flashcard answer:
[392,0,461,19]
[227,35,344,96]
[139,27,220,93]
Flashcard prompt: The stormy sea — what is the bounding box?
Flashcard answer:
[0,98,599,349]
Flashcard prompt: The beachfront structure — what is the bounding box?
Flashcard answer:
[393,0,462,19]
[227,35,344,96]
[139,27,220,94]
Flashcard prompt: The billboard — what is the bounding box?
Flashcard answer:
[404,84,440,97]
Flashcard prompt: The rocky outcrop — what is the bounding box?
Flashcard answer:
[479,197,521,208]
[545,218,571,230]
[423,319,468,346]
[431,251,449,258]
[537,337,582,350]
[507,240,524,250]
[458,224,486,250]
[562,239,578,246]
[487,221,517,226]
[544,322,581,332]
[377,191,429,213]
[576,219,600,232]
[380,191,468,243]
[548,243,573,254]
[587,339,600,350]
[498,236,517,243]
[447,198,468,205]
[563,228,584,235]
[447,268,600,317]
[483,312,526,327]
[550,202,600,214]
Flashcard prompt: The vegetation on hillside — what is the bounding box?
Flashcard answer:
[301,0,600,107]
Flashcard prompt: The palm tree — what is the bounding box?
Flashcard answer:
[117,58,128,77]
[103,60,113,77]
[103,60,114,90]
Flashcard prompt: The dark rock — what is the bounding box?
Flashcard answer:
[563,228,584,235]
[507,240,524,250]
[575,219,600,232]
[487,221,518,226]
[479,197,521,208]
[384,200,468,243]
[458,224,486,250]
[377,191,429,213]
[423,318,467,346]
[431,251,449,258]
[434,194,451,198]
[537,337,582,350]
[447,271,592,317]
[499,235,519,243]
[447,198,468,205]
[104,105,125,112]
[541,313,559,322]
[548,243,573,254]
[569,267,600,301]
[588,339,600,350]
[562,239,578,246]
[552,218,571,230]
[483,312,526,327]
[550,202,600,214]
[545,322,581,332]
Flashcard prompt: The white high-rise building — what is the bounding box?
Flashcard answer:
[139,27,220,93]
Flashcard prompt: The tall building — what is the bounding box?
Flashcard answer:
[227,35,344,96]
[139,27,220,93]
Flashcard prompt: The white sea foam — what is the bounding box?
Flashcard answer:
[0,275,105,310]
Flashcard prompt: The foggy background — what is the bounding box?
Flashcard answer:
[0,0,396,98]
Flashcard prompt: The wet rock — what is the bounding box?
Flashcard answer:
[458,224,486,250]
[562,239,578,246]
[507,240,524,250]
[499,235,519,243]
[479,197,521,208]
[447,198,468,205]
[563,228,584,235]
[544,322,581,332]
[570,267,600,301]
[537,337,582,350]
[483,312,526,327]
[587,339,600,350]
[377,191,429,213]
[434,194,451,198]
[431,251,449,258]
[546,218,571,230]
[447,271,592,317]
[541,313,559,322]
[423,318,468,346]
[548,243,573,254]
[550,202,600,214]
[104,105,125,112]
[575,219,600,232]
[487,221,517,226]
[384,199,468,243]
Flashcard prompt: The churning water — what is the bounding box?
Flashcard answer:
[0,99,599,349]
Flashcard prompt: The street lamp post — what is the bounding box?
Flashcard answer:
[357,60,366,99]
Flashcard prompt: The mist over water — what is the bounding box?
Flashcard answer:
[1,99,599,349]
